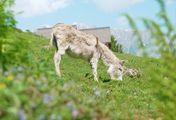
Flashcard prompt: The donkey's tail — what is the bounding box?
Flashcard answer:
[95,36,99,48]
[49,33,58,51]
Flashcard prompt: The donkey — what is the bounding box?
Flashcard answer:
[50,24,125,81]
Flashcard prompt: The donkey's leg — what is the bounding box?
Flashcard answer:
[54,52,61,76]
[53,47,66,77]
[90,55,99,82]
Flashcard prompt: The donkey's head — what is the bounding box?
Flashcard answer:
[107,60,126,81]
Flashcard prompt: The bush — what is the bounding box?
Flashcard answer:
[124,0,176,119]
[0,0,16,71]
[110,35,123,53]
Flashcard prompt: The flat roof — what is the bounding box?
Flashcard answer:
[80,27,110,31]
[37,27,52,30]
[37,26,110,31]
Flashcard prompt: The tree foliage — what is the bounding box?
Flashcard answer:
[0,0,16,38]
[0,0,32,72]
[110,35,123,53]
[124,0,176,119]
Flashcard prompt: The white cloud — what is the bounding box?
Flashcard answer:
[166,0,176,4]
[92,0,144,12]
[116,16,129,28]
[13,0,71,17]
[40,24,52,28]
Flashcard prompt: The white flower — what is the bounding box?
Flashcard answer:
[18,66,24,72]
[94,90,101,97]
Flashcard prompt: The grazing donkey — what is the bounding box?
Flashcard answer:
[50,24,125,81]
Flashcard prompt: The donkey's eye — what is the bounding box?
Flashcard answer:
[118,68,122,71]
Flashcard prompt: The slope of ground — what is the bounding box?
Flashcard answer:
[0,30,161,120]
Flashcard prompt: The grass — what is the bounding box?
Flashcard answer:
[0,30,162,120]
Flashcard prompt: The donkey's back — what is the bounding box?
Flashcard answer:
[51,24,99,58]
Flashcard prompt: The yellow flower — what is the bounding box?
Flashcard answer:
[6,75,13,81]
[0,83,6,90]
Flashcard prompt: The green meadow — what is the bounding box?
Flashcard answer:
[0,30,162,120]
[1,0,176,119]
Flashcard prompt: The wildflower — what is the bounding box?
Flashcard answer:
[72,109,79,118]
[11,67,16,73]
[93,87,101,97]
[0,68,3,74]
[4,71,8,76]
[40,75,47,81]
[50,114,62,120]
[43,94,54,104]
[57,116,62,120]
[17,74,25,81]
[106,90,111,94]
[0,83,6,90]
[50,114,56,120]
[66,101,74,110]
[6,74,13,81]
[38,114,45,120]
[94,90,101,97]
[18,109,26,120]
[18,66,24,72]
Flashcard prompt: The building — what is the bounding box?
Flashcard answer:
[35,24,111,44]
[35,27,52,39]
[35,24,154,56]
[80,27,111,43]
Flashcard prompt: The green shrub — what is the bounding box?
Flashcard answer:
[0,0,16,71]
[124,0,176,119]
[110,35,123,53]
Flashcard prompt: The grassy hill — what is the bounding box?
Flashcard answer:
[0,30,162,120]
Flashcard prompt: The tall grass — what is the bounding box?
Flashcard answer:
[124,0,176,119]
[0,0,16,70]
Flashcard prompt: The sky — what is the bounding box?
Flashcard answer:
[13,0,176,31]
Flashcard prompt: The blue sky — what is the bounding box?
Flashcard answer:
[13,0,176,31]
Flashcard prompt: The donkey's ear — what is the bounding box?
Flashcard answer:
[120,60,128,65]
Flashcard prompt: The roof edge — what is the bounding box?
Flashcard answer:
[37,27,52,30]
[80,27,110,31]
[37,26,110,31]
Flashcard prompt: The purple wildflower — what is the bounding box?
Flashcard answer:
[43,94,54,104]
